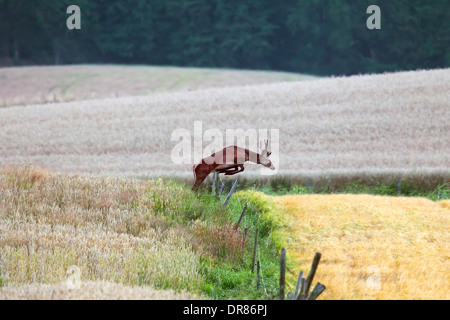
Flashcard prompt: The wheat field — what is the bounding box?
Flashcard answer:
[0,167,213,299]
[0,68,448,186]
[277,194,450,300]
[0,65,315,107]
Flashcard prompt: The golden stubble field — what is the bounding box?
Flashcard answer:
[276,194,450,300]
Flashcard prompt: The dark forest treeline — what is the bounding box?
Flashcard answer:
[0,0,448,75]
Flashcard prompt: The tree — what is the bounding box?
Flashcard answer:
[0,0,448,74]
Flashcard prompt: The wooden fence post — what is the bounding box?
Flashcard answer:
[303,252,321,299]
[298,277,306,300]
[397,178,401,195]
[307,179,312,191]
[212,172,217,194]
[218,181,225,196]
[214,173,219,200]
[299,277,307,300]
[242,227,248,250]
[280,248,286,300]
[234,205,247,230]
[222,179,238,209]
[307,282,326,300]
[292,271,303,300]
[256,260,261,290]
[205,175,210,193]
[251,229,258,273]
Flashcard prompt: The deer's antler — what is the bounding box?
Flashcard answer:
[260,139,271,156]
[261,139,269,151]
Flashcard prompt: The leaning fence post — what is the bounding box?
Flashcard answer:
[214,173,219,200]
[205,175,210,193]
[303,252,321,299]
[218,181,225,196]
[292,271,303,300]
[397,178,401,195]
[222,179,238,209]
[299,277,307,300]
[212,172,217,194]
[251,229,258,273]
[280,248,286,300]
[307,282,326,300]
[307,179,312,191]
[298,277,306,300]
[234,206,247,230]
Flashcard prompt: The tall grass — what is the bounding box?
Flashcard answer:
[0,167,286,299]
[0,167,204,293]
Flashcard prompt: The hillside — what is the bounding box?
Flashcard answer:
[0,68,448,187]
[0,65,315,107]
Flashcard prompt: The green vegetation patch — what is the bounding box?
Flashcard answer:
[239,177,450,201]
[156,183,289,299]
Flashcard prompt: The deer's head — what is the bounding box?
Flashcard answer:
[260,140,275,170]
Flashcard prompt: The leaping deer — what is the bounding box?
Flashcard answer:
[192,140,274,191]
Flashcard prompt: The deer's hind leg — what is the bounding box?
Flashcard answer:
[222,165,245,176]
[193,164,212,191]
